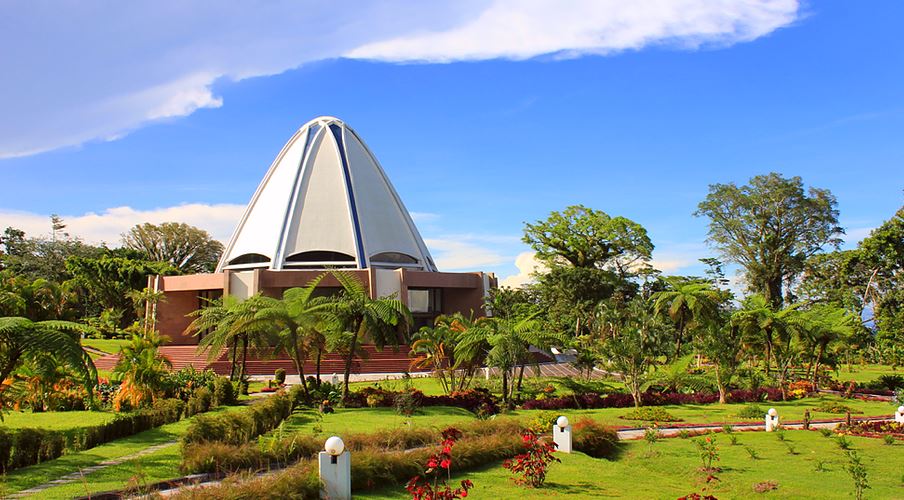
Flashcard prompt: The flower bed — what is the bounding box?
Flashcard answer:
[346,387,500,415]
[521,388,787,411]
[836,420,904,440]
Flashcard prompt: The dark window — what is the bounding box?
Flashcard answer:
[196,289,224,340]
[371,252,419,264]
[408,288,442,313]
[286,251,356,262]
[227,253,270,265]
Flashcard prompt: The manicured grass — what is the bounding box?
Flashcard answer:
[278,406,478,436]
[80,338,130,355]
[1,410,117,431]
[362,430,904,499]
[349,376,449,396]
[509,395,895,428]
[0,405,244,495]
[835,364,900,384]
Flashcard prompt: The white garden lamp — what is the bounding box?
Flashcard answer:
[895,406,904,424]
[553,415,572,453]
[765,408,779,432]
[319,436,350,499]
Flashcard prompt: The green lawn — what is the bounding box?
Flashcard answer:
[0,405,244,497]
[835,364,900,384]
[362,430,904,499]
[349,376,449,396]
[508,395,895,428]
[278,406,478,436]
[80,338,130,355]
[1,410,117,431]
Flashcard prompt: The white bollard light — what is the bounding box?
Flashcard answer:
[319,436,350,500]
[553,416,572,453]
[765,408,779,432]
[895,406,904,424]
[330,373,339,386]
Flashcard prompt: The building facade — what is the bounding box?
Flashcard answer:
[151,116,495,345]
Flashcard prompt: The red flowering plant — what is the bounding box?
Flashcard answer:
[503,429,561,488]
[406,427,473,499]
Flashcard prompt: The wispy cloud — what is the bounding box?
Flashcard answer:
[0,204,245,245]
[1,0,800,159]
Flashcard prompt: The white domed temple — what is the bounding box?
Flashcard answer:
[139,117,496,375]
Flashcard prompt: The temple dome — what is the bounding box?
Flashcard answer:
[217,116,437,272]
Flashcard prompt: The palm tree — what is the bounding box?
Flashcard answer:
[651,279,722,359]
[455,313,561,406]
[330,271,412,401]
[799,306,856,390]
[112,330,172,410]
[409,313,476,394]
[733,294,803,399]
[0,316,96,414]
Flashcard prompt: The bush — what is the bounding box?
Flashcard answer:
[521,388,787,411]
[736,404,766,419]
[620,407,681,422]
[812,402,862,414]
[165,367,218,402]
[394,391,421,416]
[212,377,236,407]
[572,418,619,459]
[185,387,214,417]
[275,368,287,386]
[182,392,293,446]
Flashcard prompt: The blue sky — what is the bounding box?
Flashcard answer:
[1,1,902,286]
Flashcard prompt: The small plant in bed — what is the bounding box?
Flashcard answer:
[620,407,681,422]
[812,401,862,414]
[736,403,765,419]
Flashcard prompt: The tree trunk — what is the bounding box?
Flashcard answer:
[239,335,249,387]
[315,347,322,387]
[516,362,526,394]
[341,322,361,402]
[292,342,310,399]
[501,369,509,407]
[716,365,728,404]
[674,320,685,360]
[812,343,826,391]
[229,338,238,381]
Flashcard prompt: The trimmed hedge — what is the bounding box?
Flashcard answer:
[0,398,185,472]
[182,391,293,446]
[346,387,500,415]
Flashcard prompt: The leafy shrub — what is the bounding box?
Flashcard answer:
[527,411,560,434]
[183,392,292,446]
[620,407,681,422]
[836,436,853,450]
[274,368,287,385]
[694,435,719,471]
[812,402,861,414]
[865,374,904,392]
[406,428,473,499]
[573,418,619,459]
[521,388,786,411]
[503,429,560,487]
[212,377,236,407]
[736,404,765,419]
[819,428,835,437]
[393,391,420,417]
[185,387,213,417]
[164,367,218,402]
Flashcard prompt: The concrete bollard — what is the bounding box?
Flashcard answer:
[895,406,904,424]
[553,416,572,453]
[765,408,779,432]
[320,436,350,500]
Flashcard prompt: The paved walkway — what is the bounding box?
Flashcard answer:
[8,440,178,498]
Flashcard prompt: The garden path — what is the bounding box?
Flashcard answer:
[7,440,178,498]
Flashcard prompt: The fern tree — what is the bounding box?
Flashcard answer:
[330,271,411,401]
[0,317,96,415]
[651,279,722,359]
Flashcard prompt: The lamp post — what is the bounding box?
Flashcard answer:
[765,408,779,432]
[895,406,904,424]
[553,415,572,453]
[320,436,350,499]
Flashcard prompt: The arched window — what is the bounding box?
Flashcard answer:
[286,251,356,263]
[227,253,270,266]
[370,252,419,264]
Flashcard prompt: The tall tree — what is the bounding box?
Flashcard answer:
[733,294,803,399]
[695,173,843,307]
[122,222,224,273]
[523,205,653,272]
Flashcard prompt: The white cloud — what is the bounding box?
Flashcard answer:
[0,204,245,245]
[350,0,800,62]
[424,235,517,270]
[500,251,547,288]
[0,1,800,159]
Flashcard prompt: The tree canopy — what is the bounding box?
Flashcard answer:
[695,172,843,307]
[122,222,224,273]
